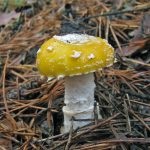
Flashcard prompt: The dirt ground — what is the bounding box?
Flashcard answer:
[0,0,150,149]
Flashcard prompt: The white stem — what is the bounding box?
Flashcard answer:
[62,73,95,133]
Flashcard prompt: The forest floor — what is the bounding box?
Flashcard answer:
[0,0,150,149]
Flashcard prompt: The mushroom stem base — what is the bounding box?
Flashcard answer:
[62,73,95,133]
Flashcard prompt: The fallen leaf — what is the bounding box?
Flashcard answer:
[117,13,150,56]
[0,11,20,26]
[118,38,149,56]
[132,13,150,40]
[112,0,125,10]
[0,136,12,150]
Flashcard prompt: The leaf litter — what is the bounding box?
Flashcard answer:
[0,0,150,149]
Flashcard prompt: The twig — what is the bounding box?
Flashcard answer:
[81,4,150,21]
[123,57,150,67]
[124,99,131,132]
[121,89,150,100]
[125,99,150,108]
[51,113,120,150]
[73,113,120,140]
[94,102,99,125]
[2,51,10,114]
[75,138,150,150]
[35,133,68,143]
[65,118,73,150]
[110,23,122,54]
[129,109,150,131]
[110,124,127,150]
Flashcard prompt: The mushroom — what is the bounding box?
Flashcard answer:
[36,34,114,133]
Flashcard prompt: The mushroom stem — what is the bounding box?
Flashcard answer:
[62,73,95,133]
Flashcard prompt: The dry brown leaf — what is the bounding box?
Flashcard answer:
[0,137,12,150]
[119,38,149,56]
[0,11,20,26]
[112,0,125,10]
[117,13,150,56]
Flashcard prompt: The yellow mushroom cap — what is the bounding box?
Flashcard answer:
[36,34,114,77]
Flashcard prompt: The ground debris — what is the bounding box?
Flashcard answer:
[0,0,149,149]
